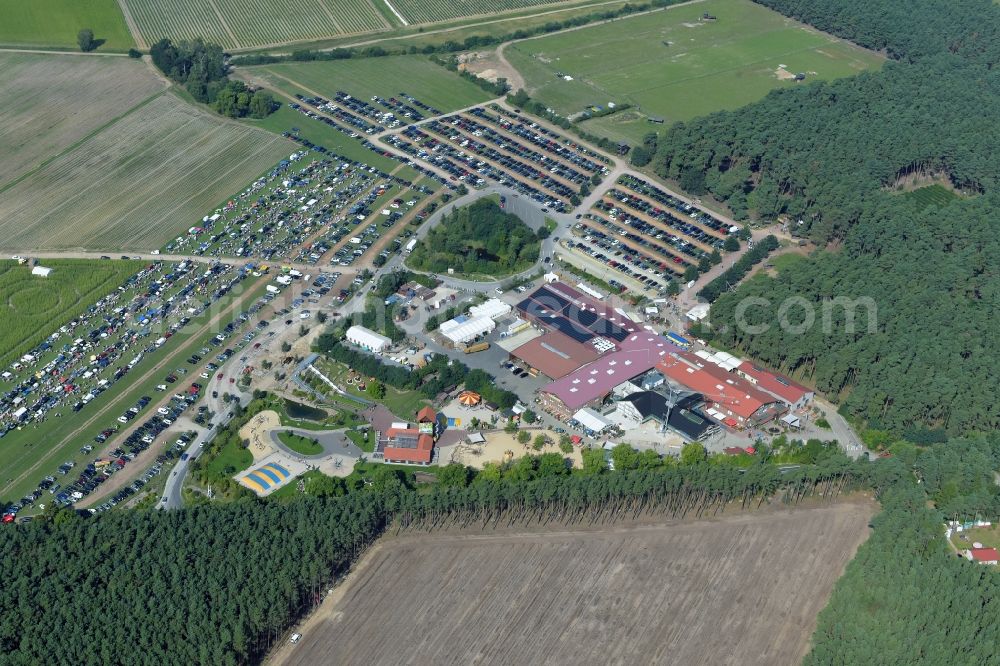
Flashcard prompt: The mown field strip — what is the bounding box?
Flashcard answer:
[0,94,292,251]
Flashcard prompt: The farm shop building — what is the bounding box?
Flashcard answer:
[539,333,678,417]
[656,351,786,429]
[382,407,439,465]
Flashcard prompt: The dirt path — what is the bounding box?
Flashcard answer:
[0,48,128,56]
[4,276,266,495]
[115,0,147,51]
[495,43,525,90]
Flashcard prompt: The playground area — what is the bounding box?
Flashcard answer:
[441,428,583,470]
[235,411,361,496]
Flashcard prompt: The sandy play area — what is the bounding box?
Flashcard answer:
[441,428,584,470]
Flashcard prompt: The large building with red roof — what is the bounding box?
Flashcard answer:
[510,330,604,380]
[382,407,438,465]
[967,547,1000,565]
[539,333,677,416]
[735,363,814,410]
[657,351,786,429]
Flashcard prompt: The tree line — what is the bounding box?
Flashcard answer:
[697,234,777,302]
[150,38,277,119]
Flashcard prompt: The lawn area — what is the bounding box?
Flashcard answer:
[346,428,375,453]
[0,260,143,369]
[0,0,133,50]
[201,433,254,479]
[251,56,493,114]
[951,525,1000,552]
[276,431,324,456]
[507,0,884,143]
[769,252,807,274]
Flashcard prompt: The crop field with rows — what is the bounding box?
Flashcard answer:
[391,0,568,24]
[0,260,143,369]
[122,0,389,50]
[0,93,292,252]
[0,53,167,191]
[902,184,961,211]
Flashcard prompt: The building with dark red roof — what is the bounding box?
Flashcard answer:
[736,363,813,410]
[968,547,1000,565]
[657,351,786,429]
[383,407,438,465]
[510,330,604,379]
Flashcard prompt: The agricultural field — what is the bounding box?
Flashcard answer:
[505,0,884,143]
[122,0,389,50]
[274,500,874,665]
[0,53,167,190]
[902,183,961,210]
[391,0,570,24]
[0,92,292,252]
[0,260,142,369]
[0,0,133,50]
[249,56,494,114]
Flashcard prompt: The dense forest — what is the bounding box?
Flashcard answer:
[807,436,1000,664]
[707,192,1000,434]
[655,0,1000,433]
[407,199,542,277]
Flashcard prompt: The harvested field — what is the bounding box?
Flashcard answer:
[273,499,874,666]
[0,93,292,252]
[0,53,166,189]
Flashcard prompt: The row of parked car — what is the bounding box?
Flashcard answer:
[565,228,672,293]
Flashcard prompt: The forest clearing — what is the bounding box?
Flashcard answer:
[272,498,875,666]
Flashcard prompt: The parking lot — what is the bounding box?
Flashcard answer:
[383,102,611,212]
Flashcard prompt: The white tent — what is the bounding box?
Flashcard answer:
[686,303,710,321]
[440,316,495,344]
[573,407,613,433]
[469,298,511,320]
[781,413,802,428]
[31,266,52,277]
[346,325,391,353]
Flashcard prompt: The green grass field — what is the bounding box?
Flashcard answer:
[252,56,493,114]
[902,184,961,211]
[506,0,884,143]
[276,431,324,455]
[246,105,404,174]
[0,0,133,50]
[0,260,143,368]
